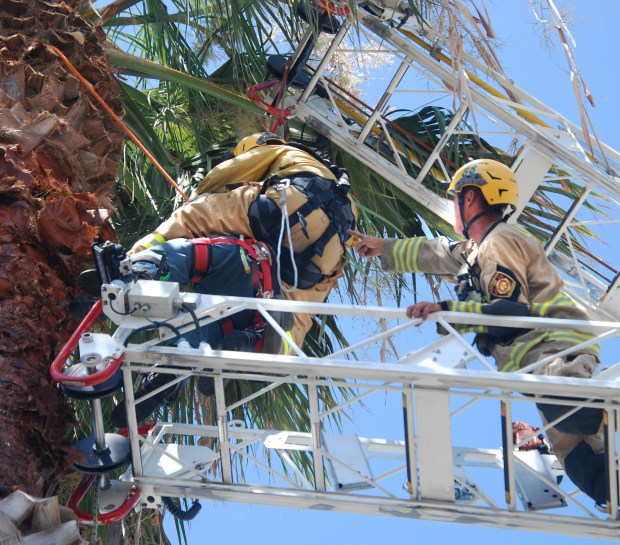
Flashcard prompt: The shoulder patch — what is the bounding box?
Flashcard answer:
[489,266,520,299]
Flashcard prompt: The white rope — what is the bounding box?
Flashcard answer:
[275,179,298,292]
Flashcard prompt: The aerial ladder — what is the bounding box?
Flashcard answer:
[51,0,620,540]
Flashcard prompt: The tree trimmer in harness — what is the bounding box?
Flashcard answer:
[98,235,293,427]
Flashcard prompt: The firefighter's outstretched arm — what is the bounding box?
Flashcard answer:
[347,229,384,258]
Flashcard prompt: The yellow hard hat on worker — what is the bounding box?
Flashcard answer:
[233,132,286,157]
[448,159,518,209]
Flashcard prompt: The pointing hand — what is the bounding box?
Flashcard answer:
[347,230,385,258]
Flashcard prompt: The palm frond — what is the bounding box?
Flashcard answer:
[57,1,609,540]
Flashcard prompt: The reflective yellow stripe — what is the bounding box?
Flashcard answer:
[500,330,599,372]
[393,239,406,271]
[143,232,166,249]
[393,238,423,272]
[409,237,424,271]
[546,331,601,355]
[395,239,409,271]
[556,294,575,305]
[500,360,519,373]
[454,301,483,314]
[453,324,486,334]
[398,239,413,271]
[450,300,485,335]
[282,331,294,356]
[502,332,549,372]
[531,292,575,317]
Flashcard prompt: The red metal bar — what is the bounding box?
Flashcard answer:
[67,474,141,525]
[117,424,155,438]
[246,79,293,120]
[49,300,125,387]
[314,0,350,16]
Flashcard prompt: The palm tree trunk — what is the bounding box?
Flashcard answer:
[0,0,123,497]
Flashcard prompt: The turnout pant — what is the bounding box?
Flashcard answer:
[531,351,607,505]
[131,237,260,349]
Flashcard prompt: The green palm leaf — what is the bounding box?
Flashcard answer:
[49,2,608,542]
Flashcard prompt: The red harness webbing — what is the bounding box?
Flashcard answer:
[190,238,274,346]
[190,237,273,296]
[191,241,210,283]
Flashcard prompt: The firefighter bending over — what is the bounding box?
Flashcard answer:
[111,132,356,426]
[349,159,606,506]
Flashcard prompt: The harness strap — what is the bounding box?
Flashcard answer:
[190,243,211,283]
[190,237,273,295]
[298,223,338,260]
[220,317,235,337]
[191,237,274,344]
[249,195,282,239]
[281,176,355,245]
[249,172,355,289]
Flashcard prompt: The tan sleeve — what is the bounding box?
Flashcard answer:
[130,185,260,254]
[192,145,335,197]
[379,239,399,270]
[193,152,275,196]
[380,237,464,275]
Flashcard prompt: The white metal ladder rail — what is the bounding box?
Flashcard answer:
[278,0,620,321]
[97,294,620,540]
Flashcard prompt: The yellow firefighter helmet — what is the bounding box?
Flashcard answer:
[448,159,518,208]
[233,132,286,157]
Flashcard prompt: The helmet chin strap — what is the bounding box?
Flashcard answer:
[458,194,495,240]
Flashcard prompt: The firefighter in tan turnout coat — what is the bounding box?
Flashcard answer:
[349,158,606,506]
[110,133,357,427]
[131,132,356,350]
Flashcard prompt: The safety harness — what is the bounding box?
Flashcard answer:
[189,237,274,349]
[248,172,356,289]
[190,237,273,294]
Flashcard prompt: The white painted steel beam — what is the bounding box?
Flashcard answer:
[89,294,620,540]
[284,3,620,321]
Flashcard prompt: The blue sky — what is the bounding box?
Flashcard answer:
[162,2,620,544]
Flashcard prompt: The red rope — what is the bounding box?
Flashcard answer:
[48,45,189,202]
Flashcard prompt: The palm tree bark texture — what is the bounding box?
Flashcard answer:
[0,0,124,497]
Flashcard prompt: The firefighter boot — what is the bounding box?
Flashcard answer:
[111,372,184,428]
[261,303,295,355]
[196,330,262,397]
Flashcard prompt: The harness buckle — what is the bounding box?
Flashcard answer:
[254,241,272,265]
[274,177,291,192]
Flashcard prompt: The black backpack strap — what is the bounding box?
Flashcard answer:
[248,195,282,241]
[249,172,355,289]
[288,176,356,245]
[277,251,325,289]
